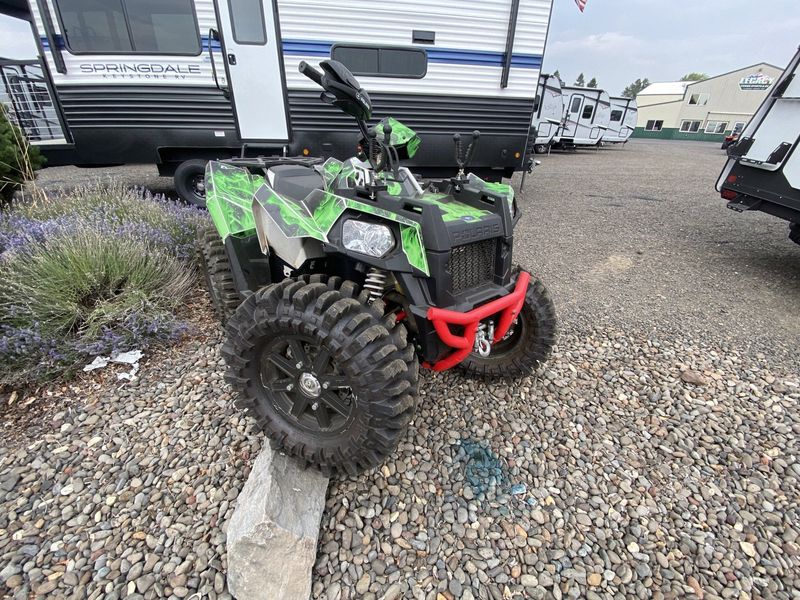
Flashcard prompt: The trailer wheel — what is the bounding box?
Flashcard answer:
[175,159,208,207]
[223,275,419,476]
[534,144,549,154]
[460,270,557,378]
[790,223,800,246]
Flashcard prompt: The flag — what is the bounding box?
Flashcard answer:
[575,0,587,12]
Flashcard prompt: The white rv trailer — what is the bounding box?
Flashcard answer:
[531,73,562,153]
[603,96,637,144]
[0,0,555,203]
[717,45,800,244]
[555,86,611,148]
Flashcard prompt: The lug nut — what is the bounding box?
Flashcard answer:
[322,382,330,389]
[311,402,319,410]
[286,384,294,391]
[296,362,303,369]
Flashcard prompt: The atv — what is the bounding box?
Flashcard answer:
[198,59,557,475]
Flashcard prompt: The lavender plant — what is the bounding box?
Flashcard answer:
[0,185,206,386]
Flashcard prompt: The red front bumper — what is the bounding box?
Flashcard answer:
[423,271,531,371]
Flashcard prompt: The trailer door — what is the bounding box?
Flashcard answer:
[736,60,800,176]
[215,0,289,142]
[564,94,583,137]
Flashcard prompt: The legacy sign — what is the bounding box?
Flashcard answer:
[739,72,774,91]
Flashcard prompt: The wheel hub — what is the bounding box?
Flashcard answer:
[298,372,322,398]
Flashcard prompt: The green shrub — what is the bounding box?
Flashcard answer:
[0,105,45,202]
[0,185,207,386]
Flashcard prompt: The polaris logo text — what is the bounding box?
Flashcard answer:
[79,63,201,80]
[452,223,501,244]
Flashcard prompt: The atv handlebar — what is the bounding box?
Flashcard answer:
[298,61,324,87]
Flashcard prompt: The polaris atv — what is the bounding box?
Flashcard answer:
[198,60,556,475]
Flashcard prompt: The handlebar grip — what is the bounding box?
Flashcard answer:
[298,61,324,86]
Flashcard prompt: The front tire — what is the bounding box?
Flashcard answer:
[222,275,418,476]
[460,272,557,377]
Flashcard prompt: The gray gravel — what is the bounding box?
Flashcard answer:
[515,140,800,370]
[0,317,261,600]
[6,140,800,599]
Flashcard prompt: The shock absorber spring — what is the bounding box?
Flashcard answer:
[364,268,388,303]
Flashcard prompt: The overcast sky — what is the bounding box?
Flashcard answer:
[544,0,799,94]
[1,0,798,95]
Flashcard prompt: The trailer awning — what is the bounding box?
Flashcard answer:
[0,0,31,20]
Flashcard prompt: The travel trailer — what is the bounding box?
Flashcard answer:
[556,86,611,148]
[531,73,563,154]
[0,0,555,204]
[717,46,800,245]
[603,96,637,144]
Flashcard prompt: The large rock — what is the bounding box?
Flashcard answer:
[227,447,329,599]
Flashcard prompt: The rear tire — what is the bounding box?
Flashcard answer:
[222,275,418,476]
[197,225,240,323]
[175,159,208,207]
[460,271,557,377]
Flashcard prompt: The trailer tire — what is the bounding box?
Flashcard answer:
[175,159,208,207]
[197,225,240,323]
[534,144,549,154]
[223,275,419,476]
[790,223,800,246]
[460,270,557,378]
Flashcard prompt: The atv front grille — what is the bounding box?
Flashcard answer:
[448,239,498,295]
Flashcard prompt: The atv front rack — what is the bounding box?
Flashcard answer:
[423,271,530,371]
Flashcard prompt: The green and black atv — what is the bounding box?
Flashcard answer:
[198,60,557,475]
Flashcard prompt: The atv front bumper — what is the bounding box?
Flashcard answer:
[422,271,530,371]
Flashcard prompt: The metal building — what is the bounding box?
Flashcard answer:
[633,63,784,142]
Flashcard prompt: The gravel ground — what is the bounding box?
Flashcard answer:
[3,140,799,600]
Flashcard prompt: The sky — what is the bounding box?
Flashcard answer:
[543,0,799,95]
[0,0,798,96]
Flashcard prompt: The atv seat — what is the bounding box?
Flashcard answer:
[268,165,324,201]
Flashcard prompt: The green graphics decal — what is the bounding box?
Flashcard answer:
[205,161,262,239]
[320,157,343,188]
[469,174,515,211]
[253,185,429,275]
[371,117,421,158]
[415,192,492,223]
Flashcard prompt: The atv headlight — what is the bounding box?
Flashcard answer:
[342,220,394,257]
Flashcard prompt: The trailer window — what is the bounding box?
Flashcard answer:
[55,0,201,55]
[645,120,663,131]
[680,120,702,133]
[570,96,582,113]
[331,45,427,79]
[732,121,746,134]
[228,0,267,45]
[704,121,728,134]
[581,105,594,120]
[610,110,623,122]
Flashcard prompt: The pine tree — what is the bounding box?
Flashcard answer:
[587,77,598,88]
[621,78,650,98]
[0,106,45,202]
[575,73,586,87]
[552,70,565,86]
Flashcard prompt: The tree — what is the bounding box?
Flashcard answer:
[680,72,708,82]
[574,73,586,87]
[552,69,565,86]
[0,106,45,202]
[621,78,650,98]
[587,77,598,88]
